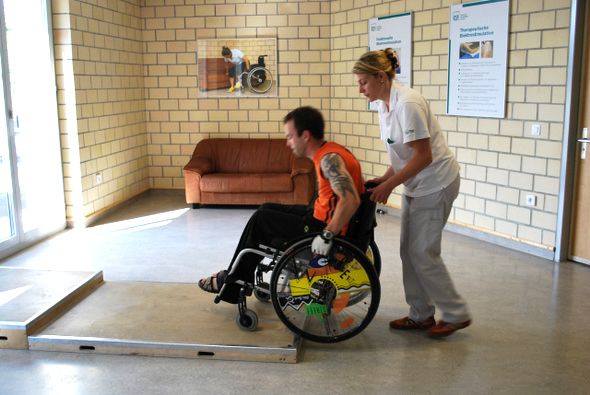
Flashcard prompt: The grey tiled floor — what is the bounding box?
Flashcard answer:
[1,191,589,394]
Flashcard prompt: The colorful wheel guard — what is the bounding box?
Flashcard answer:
[278,263,372,326]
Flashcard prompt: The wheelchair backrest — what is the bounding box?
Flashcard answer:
[345,188,377,252]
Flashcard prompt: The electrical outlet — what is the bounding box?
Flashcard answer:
[531,124,541,136]
[525,194,536,206]
[96,173,102,184]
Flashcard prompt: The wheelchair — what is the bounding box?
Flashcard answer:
[238,55,274,94]
[213,188,381,343]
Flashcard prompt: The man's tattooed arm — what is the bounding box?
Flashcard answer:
[320,153,357,198]
[319,152,361,235]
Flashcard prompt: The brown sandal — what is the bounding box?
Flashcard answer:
[198,270,227,294]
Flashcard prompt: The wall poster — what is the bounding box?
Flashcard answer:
[447,0,510,118]
[197,38,277,98]
[368,12,412,111]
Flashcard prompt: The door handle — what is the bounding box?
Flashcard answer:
[580,128,589,160]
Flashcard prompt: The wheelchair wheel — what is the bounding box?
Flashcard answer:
[247,67,273,93]
[366,239,381,276]
[346,239,381,307]
[269,237,380,343]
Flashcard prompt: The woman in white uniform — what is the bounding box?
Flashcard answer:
[353,49,471,338]
[221,46,250,93]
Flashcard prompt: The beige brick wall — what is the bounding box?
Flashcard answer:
[53,0,572,249]
[142,0,331,189]
[53,0,148,222]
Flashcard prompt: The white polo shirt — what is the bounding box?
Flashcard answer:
[224,49,245,65]
[378,82,460,197]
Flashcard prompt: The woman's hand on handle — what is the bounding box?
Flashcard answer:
[366,166,396,204]
[368,178,397,204]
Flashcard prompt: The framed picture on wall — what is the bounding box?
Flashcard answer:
[197,38,277,98]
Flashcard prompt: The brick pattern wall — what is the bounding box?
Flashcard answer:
[330,0,571,247]
[54,0,572,248]
[53,0,148,221]
[141,0,331,189]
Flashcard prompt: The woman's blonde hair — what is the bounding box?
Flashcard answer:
[352,48,399,80]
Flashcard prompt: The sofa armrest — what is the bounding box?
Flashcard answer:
[183,152,214,204]
[290,157,314,178]
[183,156,214,176]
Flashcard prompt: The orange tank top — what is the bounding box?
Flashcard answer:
[313,142,365,235]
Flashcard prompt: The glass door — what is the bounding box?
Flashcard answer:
[0,0,65,259]
[0,42,15,244]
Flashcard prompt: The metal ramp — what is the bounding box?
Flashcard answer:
[0,267,103,349]
[1,268,300,363]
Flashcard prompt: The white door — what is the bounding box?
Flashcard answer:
[569,4,590,264]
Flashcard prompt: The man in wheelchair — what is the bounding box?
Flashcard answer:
[198,106,366,305]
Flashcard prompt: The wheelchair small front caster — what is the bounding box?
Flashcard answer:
[254,282,271,303]
[236,309,258,332]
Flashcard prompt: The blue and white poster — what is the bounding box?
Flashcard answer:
[368,12,412,111]
[447,0,510,118]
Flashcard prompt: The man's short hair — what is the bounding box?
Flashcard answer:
[283,106,324,140]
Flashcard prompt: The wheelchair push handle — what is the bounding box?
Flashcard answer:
[257,55,268,67]
[364,181,378,190]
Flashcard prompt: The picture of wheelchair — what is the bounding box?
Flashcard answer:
[238,55,274,94]
[214,189,381,343]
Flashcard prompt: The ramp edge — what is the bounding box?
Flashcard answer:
[28,334,301,364]
[0,270,104,349]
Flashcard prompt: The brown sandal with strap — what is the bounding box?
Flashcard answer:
[198,270,227,294]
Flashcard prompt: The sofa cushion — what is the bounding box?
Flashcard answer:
[213,139,293,174]
[200,173,294,193]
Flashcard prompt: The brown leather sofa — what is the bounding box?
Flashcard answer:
[183,138,316,208]
[198,58,231,91]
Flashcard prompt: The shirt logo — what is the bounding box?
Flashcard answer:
[405,129,415,136]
